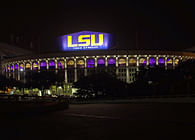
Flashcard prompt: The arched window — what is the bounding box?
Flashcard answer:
[19,64,24,71]
[139,58,146,66]
[77,59,85,68]
[149,57,156,66]
[97,58,105,67]
[49,60,55,69]
[107,57,116,67]
[40,61,47,70]
[174,58,180,65]
[167,58,173,65]
[118,58,126,67]
[158,57,165,66]
[33,62,38,70]
[58,60,64,69]
[14,64,18,71]
[25,63,31,70]
[67,59,74,68]
[129,58,136,66]
[87,58,95,68]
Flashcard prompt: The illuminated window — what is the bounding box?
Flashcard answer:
[67,60,74,68]
[19,64,24,71]
[97,58,105,67]
[58,60,64,69]
[7,66,10,71]
[25,63,31,70]
[118,58,126,67]
[77,59,85,68]
[40,61,47,70]
[108,58,116,66]
[175,58,180,65]
[33,62,38,70]
[167,58,173,65]
[129,58,136,66]
[49,60,55,69]
[158,58,165,66]
[10,65,13,71]
[87,58,95,68]
[139,58,146,66]
[149,57,156,66]
[14,64,18,71]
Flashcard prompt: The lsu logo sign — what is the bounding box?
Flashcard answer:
[58,31,111,51]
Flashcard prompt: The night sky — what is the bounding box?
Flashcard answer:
[0,0,195,52]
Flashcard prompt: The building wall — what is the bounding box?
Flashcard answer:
[2,53,190,84]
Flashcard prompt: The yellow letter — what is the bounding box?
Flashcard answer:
[91,34,103,46]
[68,36,77,47]
[78,35,90,46]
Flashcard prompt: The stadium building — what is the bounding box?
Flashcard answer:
[1,31,195,95]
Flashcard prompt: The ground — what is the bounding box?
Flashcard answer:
[1,102,195,140]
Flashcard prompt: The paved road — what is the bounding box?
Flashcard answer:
[1,103,195,140]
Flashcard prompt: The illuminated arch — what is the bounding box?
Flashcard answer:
[118,58,126,67]
[77,59,85,68]
[67,59,74,68]
[57,60,64,69]
[7,66,10,72]
[33,62,38,70]
[87,58,95,68]
[25,62,31,70]
[174,58,180,65]
[10,65,13,72]
[97,58,105,67]
[139,57,146,66]
[19,63,24,71]
[129,58,136,66]
[167,58,173,65]
[49,60,55,69]
[158,57,165,66]
[14,64,18,71]
[108,57,116,66]
[40,61,47,70]
[149,57,156,66]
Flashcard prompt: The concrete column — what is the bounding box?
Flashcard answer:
[95,57,97,68]
[65,69,68,83]
[146,56,149,66]
[116,57,118,67]
[38,61,40,70]
[156,57,159,65]
[105,56,108,67]
[74,69,77,82]
[55,59,58,69]
[64,59,67,69]
[30,62,32,70]
[126,57,129,67]
[46,60,49,70]
[173,57,175,67]
[74,58,77,69]
[84,68,87,76]
[84,58,87,68]
[126,67,130,83]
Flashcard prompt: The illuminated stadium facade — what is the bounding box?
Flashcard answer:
[1,31,195,95]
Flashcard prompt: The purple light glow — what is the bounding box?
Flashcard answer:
[40,61,47,68]
[167,58,173,65]
[149,58,156,66]
[97,58,105,65]
[10,65,13,70]
[108,58,116,65]
[139,58,146,66]
[87,59,95,68]
[58,61,64,69]
[15,64,18,70]
[158,58,165,65]
[49,61,55,67]
[20,64,23,70]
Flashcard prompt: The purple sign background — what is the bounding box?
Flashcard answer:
[58,31,112,51]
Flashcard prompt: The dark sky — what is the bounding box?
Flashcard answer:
[0,0,195,52]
